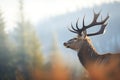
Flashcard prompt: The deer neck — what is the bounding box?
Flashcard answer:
[77,38,99,68]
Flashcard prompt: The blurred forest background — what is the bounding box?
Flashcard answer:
[0,0,120,80]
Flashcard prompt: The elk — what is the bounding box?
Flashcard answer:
[64,11,120,80]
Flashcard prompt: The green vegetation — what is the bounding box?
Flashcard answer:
[0,0,90,80]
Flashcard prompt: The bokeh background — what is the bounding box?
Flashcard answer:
[0,0,120,80]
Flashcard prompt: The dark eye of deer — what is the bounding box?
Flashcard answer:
[73,38,77,41]
[74,38,77,40]
[68,38,77,43]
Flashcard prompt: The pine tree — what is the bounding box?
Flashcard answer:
[13,0,44,80]
[0,8,16,80]
[13,1,32,79]
[0,8,8,59]
[27,22,44,80]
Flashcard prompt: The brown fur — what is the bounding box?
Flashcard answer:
[64,12,119,80]
[64,36,120,80]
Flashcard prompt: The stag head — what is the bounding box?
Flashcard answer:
[64,11,109,51]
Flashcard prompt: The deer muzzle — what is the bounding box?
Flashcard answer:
[63,42,70,48]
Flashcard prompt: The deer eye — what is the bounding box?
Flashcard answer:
[73,38,78,41]
[68,38,78,43]
[74,38,77,40]
[72,38,78,42]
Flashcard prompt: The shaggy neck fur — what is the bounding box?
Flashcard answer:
[77,37,99,68]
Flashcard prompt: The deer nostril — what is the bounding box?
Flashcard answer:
[63,43,67,46]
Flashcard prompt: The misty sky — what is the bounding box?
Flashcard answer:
[0,0,119,30]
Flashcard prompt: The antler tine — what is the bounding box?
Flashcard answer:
[85,11,101,28]
[76,18,81,31]
[68,19,82,34]
[68,23,78,33]
[93,11,101,23]
[87,23,108,36]
[100,14,109,24]
[82,15,86,30]
[71,23,78,31]
[68,28,78,33]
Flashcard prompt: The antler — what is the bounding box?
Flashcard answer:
[68,19,83,35]
[69,11,109,36]
[82,11,109,36]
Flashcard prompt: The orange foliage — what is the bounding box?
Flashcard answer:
[51,61,70,80]
[31,62,71,80]
[32,68,51,80]
[31,51,71,80]
[87,58,120,80]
